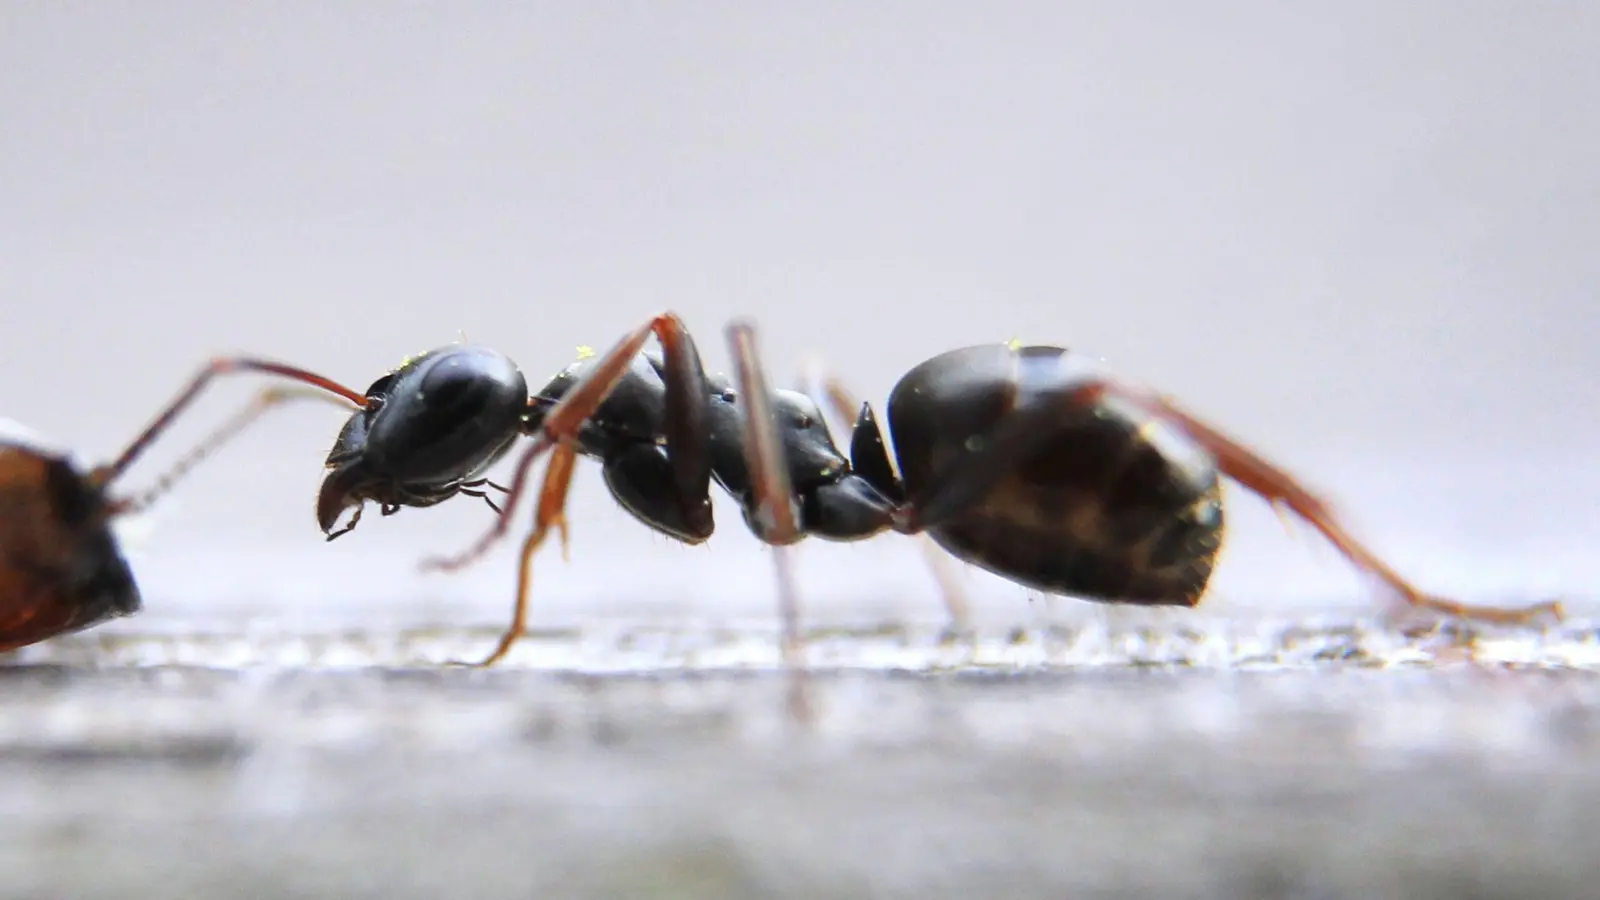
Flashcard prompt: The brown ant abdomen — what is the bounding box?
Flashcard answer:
[888,343,1225,606]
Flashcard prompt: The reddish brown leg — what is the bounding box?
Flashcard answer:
[1107,386,1564,625]
[802,361,973,636]
[452,443,576,667]
[93,356,368,489]
[109,385,361,516]
[728,321,811,723]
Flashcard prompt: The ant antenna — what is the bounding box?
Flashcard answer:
[94,356,367,488]
[109,386,359,517]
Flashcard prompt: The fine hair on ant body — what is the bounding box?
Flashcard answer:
[0,357,366,652]
[315,313,1563,715]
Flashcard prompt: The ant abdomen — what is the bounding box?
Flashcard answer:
[887,343,1226,606]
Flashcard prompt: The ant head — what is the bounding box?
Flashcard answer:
[316,346,530,534]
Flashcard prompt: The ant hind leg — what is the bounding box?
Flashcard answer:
[1101,385,1564,627]
[903,362,1562,628]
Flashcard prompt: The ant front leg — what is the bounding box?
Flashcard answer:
[421,312,715,668]
[726,321,812,723]
[800,361,973,638]
[451,443,579,668]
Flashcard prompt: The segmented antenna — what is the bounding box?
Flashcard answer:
[110,386,357,516]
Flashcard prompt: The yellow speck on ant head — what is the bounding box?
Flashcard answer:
[1006,337,1023,351]
[575,344,597,360]
[394,348,434,371]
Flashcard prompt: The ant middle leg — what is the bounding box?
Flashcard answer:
[420,312,716,666]
[727,321,812,723]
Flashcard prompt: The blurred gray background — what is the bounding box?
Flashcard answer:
[2,0,1595,636]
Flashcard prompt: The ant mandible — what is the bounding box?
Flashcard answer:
[0,357,365,652]
[315,312,1564,684]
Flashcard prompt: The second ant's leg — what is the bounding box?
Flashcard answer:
[728,321,812,724]
[1103,386,1564,626]
[95,356,367,488]
[802,361,972,635]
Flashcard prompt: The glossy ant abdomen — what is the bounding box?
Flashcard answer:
[842,343,1227,607]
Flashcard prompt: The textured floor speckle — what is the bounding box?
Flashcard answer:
[3,620,1598,899]
[12,615,1600,671]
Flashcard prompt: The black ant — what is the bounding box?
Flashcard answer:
[315,313,1564,711]
[0,358,365,652]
